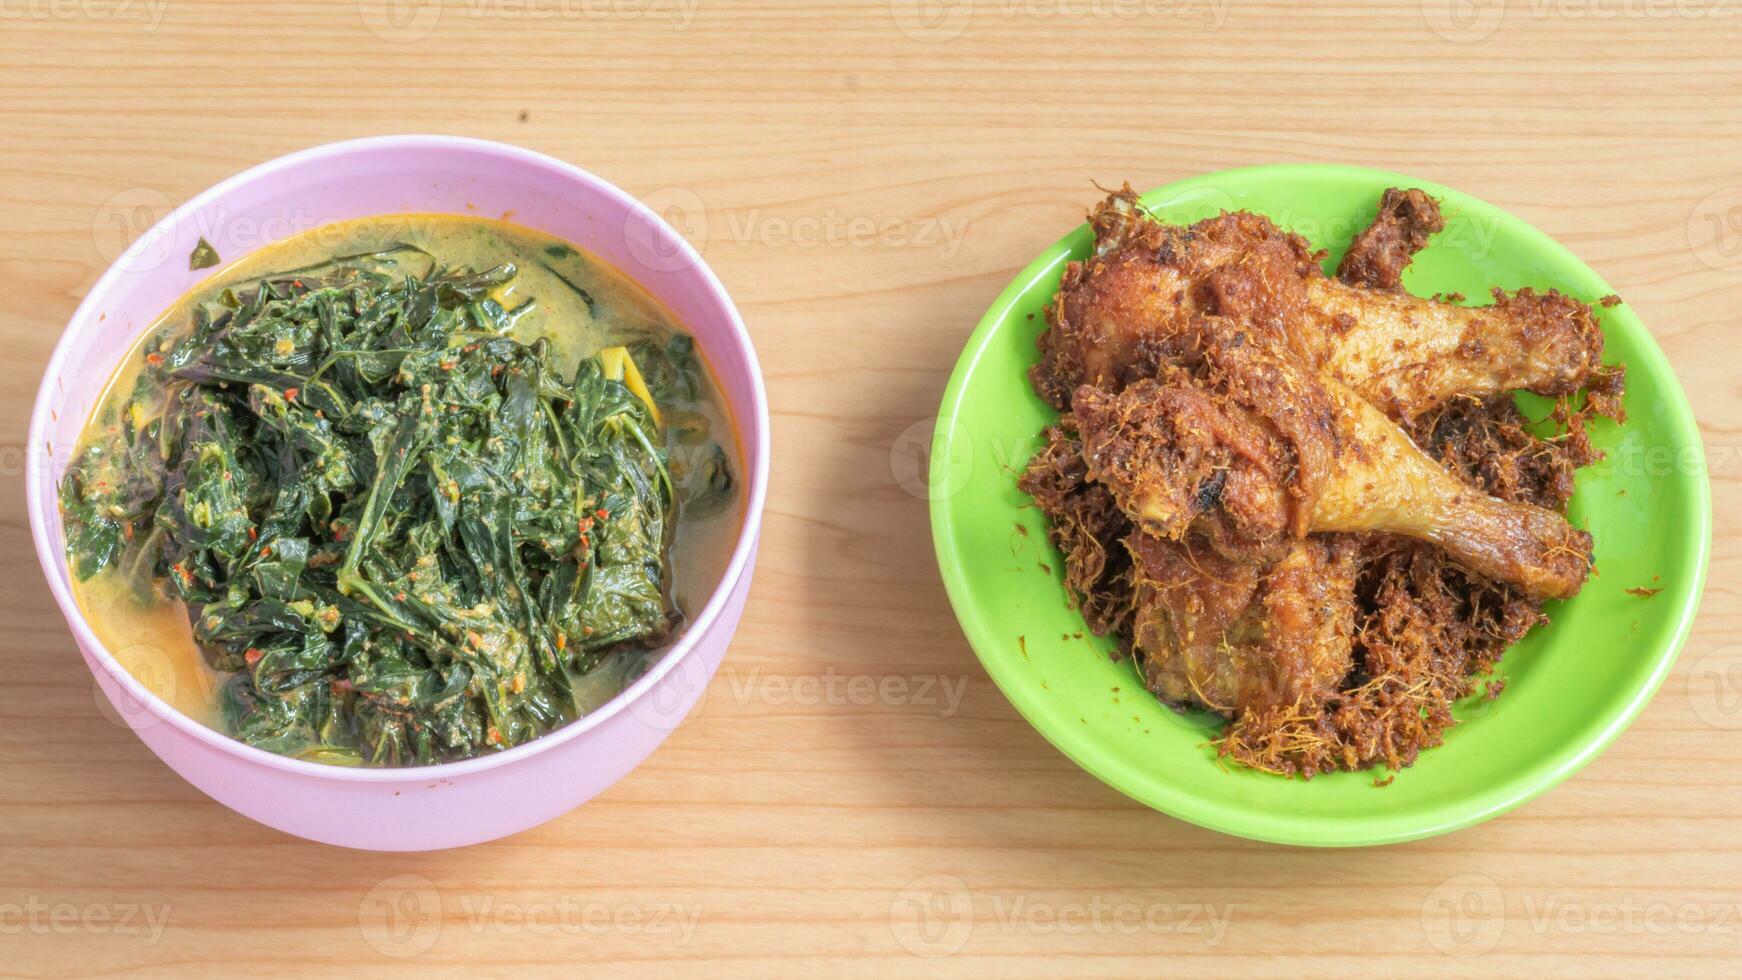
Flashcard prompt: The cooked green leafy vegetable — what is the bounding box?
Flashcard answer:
[60,248,708,766]
[189,237,221,270]
[628,333,736,518]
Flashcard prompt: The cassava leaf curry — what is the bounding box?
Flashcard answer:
[59,216,741,766]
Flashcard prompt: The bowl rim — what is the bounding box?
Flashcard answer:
[27,134,772,782]
[929,162,1713,846]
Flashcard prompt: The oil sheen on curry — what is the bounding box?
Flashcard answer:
[59,216,742,767]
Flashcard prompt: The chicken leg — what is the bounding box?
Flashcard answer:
[1128,531,1359,716]
[1032,188,1606,421]
[1070,320,1592,601]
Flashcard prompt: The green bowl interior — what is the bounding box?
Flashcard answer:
[929,165,1710,847]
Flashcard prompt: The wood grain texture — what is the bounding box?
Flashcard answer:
[2,0,1739,974]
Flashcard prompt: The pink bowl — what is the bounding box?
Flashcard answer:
[27,136,770,850]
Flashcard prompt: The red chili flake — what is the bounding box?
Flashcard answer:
[395,592,407,602]
[145,352,164,366]
[283,387,299,401]
[487,727,503,745]
[595,508,609,520]
[247,527,258,541]
[260,546,272,558]
[244,648,263,666]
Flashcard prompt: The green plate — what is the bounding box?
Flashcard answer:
[929,164,1710,847]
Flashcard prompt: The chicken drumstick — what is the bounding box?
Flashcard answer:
[1033,189,1605,422]
[1070,320,1592,601]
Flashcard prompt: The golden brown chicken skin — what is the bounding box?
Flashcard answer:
[1032,189,1606,422]
[1030,197,1324,409]
[1336,186,1445,291]
[1069,319,1593,601]
[1302,281,1606,421]
[1128,532,1358,716]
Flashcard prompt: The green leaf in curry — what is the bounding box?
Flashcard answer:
[58,254,724,766]
[189,237,221,270]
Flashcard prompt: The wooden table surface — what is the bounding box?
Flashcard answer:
[3,1,1739,975]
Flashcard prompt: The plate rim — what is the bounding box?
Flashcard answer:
[928,162,1713,847]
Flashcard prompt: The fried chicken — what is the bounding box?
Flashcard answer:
[1068,320,1591,601]
[1128,533,1359,715]
[1301,280,1605,421]
[1017,186,1624,774]
[1336,186,1444,290]
[1017,422,1137,639]
[1032,188,1606,422]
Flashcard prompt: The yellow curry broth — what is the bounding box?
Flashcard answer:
[69,214,742,726]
